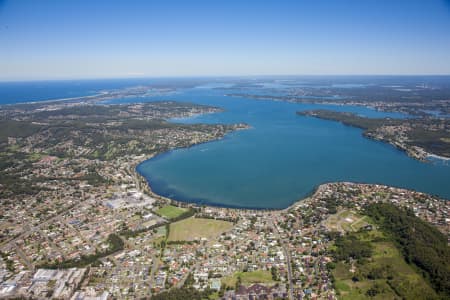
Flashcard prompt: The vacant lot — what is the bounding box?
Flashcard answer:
[168,217,233,241]
[156,205,187,219]
[324,209,371,233]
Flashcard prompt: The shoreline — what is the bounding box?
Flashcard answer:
[0,84,172,107]
[0,93,104,107]
[134,157,450,211]
[299,111,449,162]
[3,86,447,209]
[428,153,450,161]
[133,145,449,212]
[131,112,449,211]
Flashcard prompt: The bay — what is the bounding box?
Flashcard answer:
[135,87,450,209]
[1,78,448,209]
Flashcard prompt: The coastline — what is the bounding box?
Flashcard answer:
[1,85,449,299]
[3,85,447,209]
[131,112,449,211]
[0,84,172,107]
[298,111,449,163]
[134,155,450,212]
[0,92,104,107]
[132,126,271,211]
[428,153,450,161]
[133,143,449,212]
[363,132,430,162]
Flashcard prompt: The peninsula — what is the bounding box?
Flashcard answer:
[298,109,450,161]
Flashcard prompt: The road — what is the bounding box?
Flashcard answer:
[0,203,78,251]
[270,218,294,300]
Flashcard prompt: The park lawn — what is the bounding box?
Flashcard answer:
[168,217,233,241]
[156,205,187,219]
[8,144,20,152]
[222,270,275,288]
[28,152,43,162]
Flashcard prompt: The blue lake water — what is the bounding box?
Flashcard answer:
[132,87,450,209]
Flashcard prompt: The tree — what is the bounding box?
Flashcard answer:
[271,266,278,281]
[235,275,242,290]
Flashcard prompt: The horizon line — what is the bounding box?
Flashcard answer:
[1,73,450,83]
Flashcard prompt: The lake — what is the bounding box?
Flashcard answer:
[133,86,450,209]
[1,77,448,209]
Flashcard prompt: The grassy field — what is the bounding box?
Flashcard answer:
[222,270,275,288]
[156,205,187,219]
[168,217,233,241]
[332,229,439,300]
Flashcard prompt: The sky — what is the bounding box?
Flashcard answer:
[1,0,450,80]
